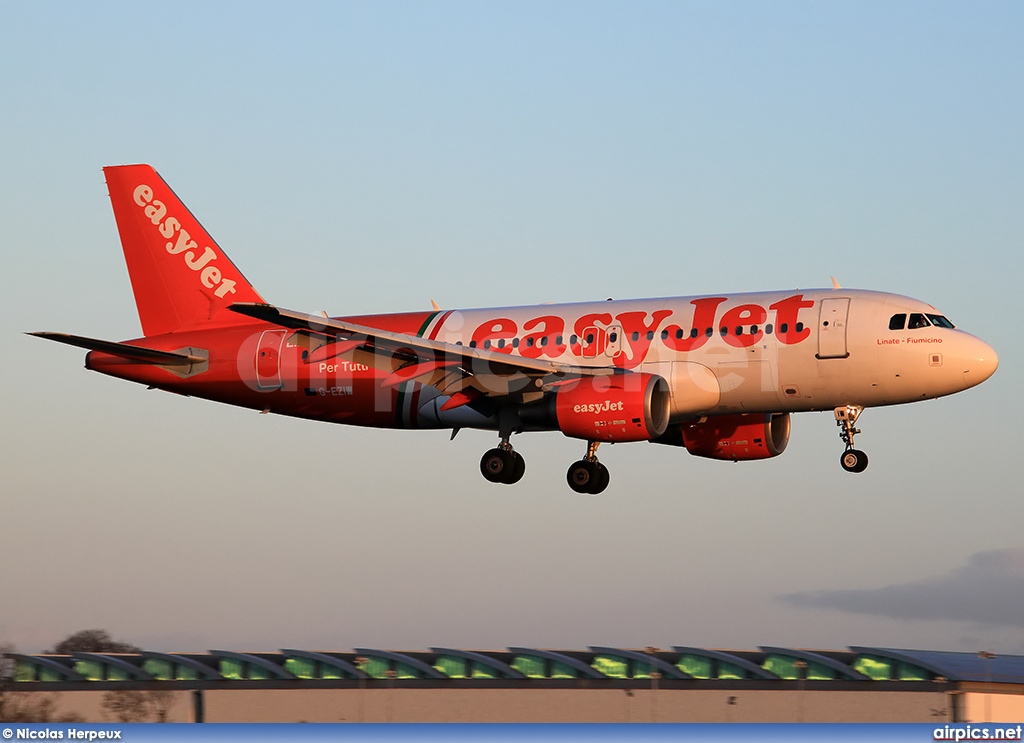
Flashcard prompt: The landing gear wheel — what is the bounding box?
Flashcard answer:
[506,450,526,484]
[566,460,609,495]
[591,462,610,494]
[840,449,868,473]
[567,461,594,493]
[480,448,526,484]
[481,448,512,483]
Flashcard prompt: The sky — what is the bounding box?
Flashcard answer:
[1,1,1022,657]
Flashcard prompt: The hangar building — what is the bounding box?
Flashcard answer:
[3,645,1023,723]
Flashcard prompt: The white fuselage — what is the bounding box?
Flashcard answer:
[407,288,997,428]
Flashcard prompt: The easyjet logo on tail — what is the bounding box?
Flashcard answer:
[132,184,238,299]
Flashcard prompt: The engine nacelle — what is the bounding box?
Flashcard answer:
[555,373,670,442]
[670,412,791,460]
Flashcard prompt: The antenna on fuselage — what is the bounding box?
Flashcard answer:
[831,276,842,289]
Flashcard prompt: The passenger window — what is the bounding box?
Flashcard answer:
[908,313,931,329]
[765,324,773,335]
[646,331,654,341]
[889,314,906,331]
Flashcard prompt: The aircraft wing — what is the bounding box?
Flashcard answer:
[230,302,614,407]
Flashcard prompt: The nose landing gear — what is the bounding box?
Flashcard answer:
[835,405,869,473]
[566,441,609,495]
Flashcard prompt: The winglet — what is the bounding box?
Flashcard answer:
[831,276,842,289]
[431,299,441,312]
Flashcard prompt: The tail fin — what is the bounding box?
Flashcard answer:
[104,164,264,337]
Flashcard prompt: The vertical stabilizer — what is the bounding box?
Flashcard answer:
[103,164,264,337]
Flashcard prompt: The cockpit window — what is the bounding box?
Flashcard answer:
[908,313,931,329]
[926,314,955,329]
[889,313,906,330]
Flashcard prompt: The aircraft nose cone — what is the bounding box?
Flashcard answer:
[961,335,998,388]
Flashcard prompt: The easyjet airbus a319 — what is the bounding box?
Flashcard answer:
[31,165,999,493]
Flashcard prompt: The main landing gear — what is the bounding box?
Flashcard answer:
[566,441,609,495]
[480,442,526,485]
[835,405,869,473]
[479,438,610,494]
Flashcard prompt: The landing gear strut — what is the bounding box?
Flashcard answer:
[835,405,868,473]
[566,441,609,495]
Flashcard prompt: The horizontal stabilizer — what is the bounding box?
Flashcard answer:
[27,332,204,365]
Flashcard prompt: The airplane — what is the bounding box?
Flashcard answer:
[29,164,999,494]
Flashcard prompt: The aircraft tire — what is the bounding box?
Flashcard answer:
[840,449,868,473]
[503,451,526,484]
[566,461,592,493]
[589,462,610,494]
[481,448,513,483]
[567,460,607,494]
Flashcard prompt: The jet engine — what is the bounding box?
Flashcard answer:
[555,373,670,442]
[657,412,791,460]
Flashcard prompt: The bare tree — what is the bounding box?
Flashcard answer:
[146,689,175,723]
[100,690,176,723]
[48,630,140,655]
[101,690,150,722]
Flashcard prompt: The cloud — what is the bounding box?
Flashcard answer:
[781,549,1024,627]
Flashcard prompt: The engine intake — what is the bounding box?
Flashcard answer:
[555,373,670,442]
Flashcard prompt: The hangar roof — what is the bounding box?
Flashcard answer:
[850,647,1024,684]
[6,646,1022,685]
